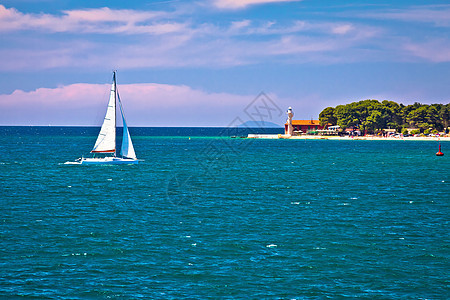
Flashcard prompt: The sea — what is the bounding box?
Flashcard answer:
[0,126,449,299]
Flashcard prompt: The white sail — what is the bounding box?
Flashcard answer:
[91,75,116,153]
[65,71,139,165]
[119,96,136,159]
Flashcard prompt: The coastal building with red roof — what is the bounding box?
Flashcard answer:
[284,119,327,135]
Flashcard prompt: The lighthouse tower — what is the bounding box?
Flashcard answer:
[286,107,294,136]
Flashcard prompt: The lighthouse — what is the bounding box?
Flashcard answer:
[286,107,294,136]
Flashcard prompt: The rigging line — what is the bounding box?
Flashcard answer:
[117,89,129,124]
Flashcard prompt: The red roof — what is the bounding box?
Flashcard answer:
[285,120,320,126]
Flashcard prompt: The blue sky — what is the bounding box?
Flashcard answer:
[0,0,449,126]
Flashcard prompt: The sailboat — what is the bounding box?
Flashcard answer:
[66,71,139,165]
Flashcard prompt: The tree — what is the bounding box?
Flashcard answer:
[406,106,428,128]
[319,107,337,127]
[439,104,450,129]
[382,100,402,130]
[362,110,384,132]
[334,105,355,129]
[318,100,448,133]
[401,102,422,125]
[426,105,440,129]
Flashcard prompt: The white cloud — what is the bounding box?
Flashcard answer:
[0,13,383,71]
[0,5,185,34]
[213,0,301,10]
[0,82,269,126]
[229,19,252,33]
[404,39,450,63]
[2,3,445,71]
[265,35,337,55]
[359,5,450,27]
[331,24,354,35]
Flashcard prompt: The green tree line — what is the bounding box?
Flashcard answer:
[319,100,450,134]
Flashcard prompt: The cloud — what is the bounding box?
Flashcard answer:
[404,39,450,63]
[265,35,337,55]
[0,82,276,126]
[213,0,301,10]
[331,24,354,35]
[359,5,450,27]
[0,5,185,34]
[229,19,252,33]
[2,3,446,71]
[0,10,383,71]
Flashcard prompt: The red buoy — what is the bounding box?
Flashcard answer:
[436,143,444,156]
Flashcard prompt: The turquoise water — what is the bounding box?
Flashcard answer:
[0,127,449,298]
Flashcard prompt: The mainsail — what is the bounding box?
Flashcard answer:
[91,73,117,153]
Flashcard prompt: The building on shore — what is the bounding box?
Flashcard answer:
[285,119,327,135]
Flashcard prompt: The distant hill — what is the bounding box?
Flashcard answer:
[237,121,283,128]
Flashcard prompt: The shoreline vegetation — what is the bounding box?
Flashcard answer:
[247,134,450,141]
[249,100,449,140]
[318,100,449,136]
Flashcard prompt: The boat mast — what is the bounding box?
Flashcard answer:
[113,70,117,157]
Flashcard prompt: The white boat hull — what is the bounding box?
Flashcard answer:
[65,157,139,165]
